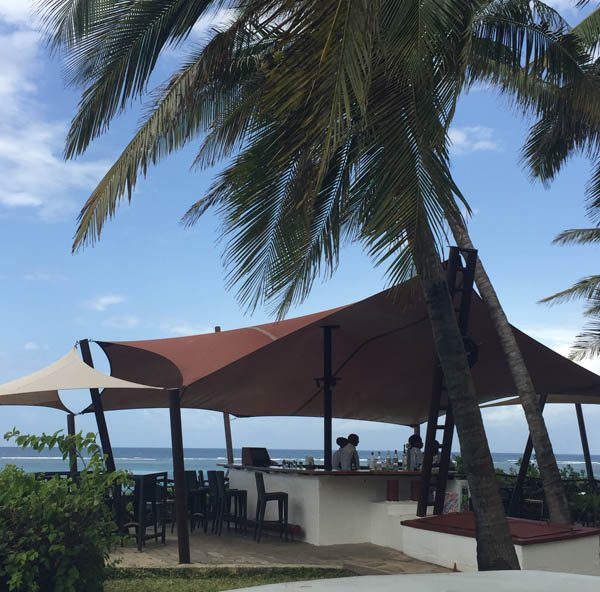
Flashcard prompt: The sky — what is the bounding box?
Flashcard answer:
[0,1,599,455]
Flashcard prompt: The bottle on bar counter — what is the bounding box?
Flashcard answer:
[369,451,376,471]
[376,451,382,471]
[393,449,399,470]
[385,450,391,470]
[402,444,408,471]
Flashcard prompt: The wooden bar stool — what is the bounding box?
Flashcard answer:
[254,472,288,542]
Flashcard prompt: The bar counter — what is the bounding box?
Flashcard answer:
[225,464,424,545]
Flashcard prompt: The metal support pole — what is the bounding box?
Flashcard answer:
[79,339,116,472]
[575,403,595,486]
[508,394,547,516]
[67,413,77,475]
[214,326,234,465]
[322,325,339,472]
[223,413,234,465]
[413,425,421,437]
[169,388,190,564]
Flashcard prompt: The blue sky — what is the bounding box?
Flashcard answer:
[0,1,599,454]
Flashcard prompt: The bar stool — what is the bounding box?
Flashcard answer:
[254,472,288,543]
[214,471,247,535]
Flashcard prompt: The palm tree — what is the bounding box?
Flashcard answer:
[42,0,591,568]
[541,226,600,359]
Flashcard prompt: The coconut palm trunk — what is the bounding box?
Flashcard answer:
[448,215,571,524]
[415,227,520,570]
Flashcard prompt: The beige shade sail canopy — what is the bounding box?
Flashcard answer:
[88,280,600,425]
[0,347,163,413]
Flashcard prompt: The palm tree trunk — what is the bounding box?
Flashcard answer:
[448,215,571,525]
[414,226,520,571]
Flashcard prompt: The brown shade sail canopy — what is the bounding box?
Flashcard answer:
[88,280,600,425]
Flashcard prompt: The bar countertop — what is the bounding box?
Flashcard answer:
[222,463,423,476]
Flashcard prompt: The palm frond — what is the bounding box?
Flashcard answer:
[572,7,600,52]
[72,18,265,250]
[553,226,600,245]
[540,275,600,305]
[570,315,600,361]
[51,0,231,156]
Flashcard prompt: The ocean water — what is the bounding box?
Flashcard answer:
[0,447,598,476]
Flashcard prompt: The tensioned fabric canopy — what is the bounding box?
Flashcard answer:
[89,279,600,425]
[482,394,600,408]
[0,347,163,413]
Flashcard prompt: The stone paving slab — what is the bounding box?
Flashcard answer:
[111,529,449,575]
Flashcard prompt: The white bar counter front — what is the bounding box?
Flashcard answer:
[226,464,422,545]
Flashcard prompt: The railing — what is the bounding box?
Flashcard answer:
[495,473,600,526]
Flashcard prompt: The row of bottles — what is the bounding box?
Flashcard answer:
[365,443,420,471]
[367,448,410,471]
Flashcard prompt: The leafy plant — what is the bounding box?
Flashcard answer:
[0,429,130,592]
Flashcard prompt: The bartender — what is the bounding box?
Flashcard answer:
[332,436,348,470]
[339,433,360,470]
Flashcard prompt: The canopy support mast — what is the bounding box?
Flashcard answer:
[215,326,235,465]
[67,413,77,475]
[575,403,595,486]
[322,325,339,471]
[79,339,116,472]
[169,388,190,564]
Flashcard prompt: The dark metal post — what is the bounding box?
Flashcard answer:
[508,394,548,516]
[169,388,190,564]
[67,413,78,475]
[223,413,234,465]
[322,325,339,471]
[79,339,116,472]
[575,403,595,486]
[214,326,234,465]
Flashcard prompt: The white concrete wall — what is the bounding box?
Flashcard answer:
[229,468,600,577]
[228,469,416,545]
[519,536,600,576]
[369,501,418,551]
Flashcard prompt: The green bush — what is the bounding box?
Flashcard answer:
[0,429,130,592]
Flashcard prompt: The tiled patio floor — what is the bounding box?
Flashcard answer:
[111,528,449,575]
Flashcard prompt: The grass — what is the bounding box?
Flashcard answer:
[105,567,355,591]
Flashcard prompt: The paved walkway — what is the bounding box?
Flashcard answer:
[112,529,449,575]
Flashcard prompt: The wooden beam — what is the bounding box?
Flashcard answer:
[169,388,190,564]
[67,413,77,476]
[79,339,116,472]
[575,403,595,486]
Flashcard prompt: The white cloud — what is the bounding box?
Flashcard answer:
[449,126,500,156]
[524,325,600,375]
[102,315,140,329]
[24,341,38,350]
[84,294,126,312]
[23,271,64,281]
[544,0,580,14]
[0,0,37,26]
[190,8,238,38]
[0,13,108,220]
[160,321,212,336]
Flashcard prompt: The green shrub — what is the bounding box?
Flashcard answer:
[0,429,130,592]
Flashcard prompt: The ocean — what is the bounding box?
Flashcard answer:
[0,447,598,476]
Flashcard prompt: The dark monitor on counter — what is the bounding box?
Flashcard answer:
[242,447,271,467]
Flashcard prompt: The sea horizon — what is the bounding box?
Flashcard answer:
[1,446,598,476]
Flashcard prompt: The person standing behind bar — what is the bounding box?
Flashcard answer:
[339,433,360,470]
[408,434,424,470]
[332,437,348,470]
